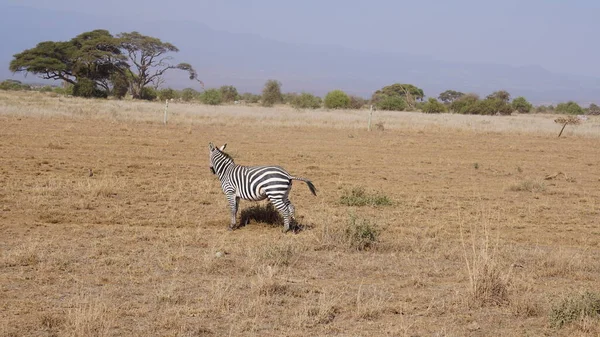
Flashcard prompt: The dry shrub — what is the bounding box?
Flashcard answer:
[461,219,510,307]
[252,240,301,268]
[355,284,393,320]
[296,288,343,327]
[1,241,41,267]
[510,292,543,318]
[509,179,546,193]
[316,214,379,251]
[66,296,113,337]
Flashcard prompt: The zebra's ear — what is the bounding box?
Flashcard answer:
[219,143,227,151]
[209,142,215,151]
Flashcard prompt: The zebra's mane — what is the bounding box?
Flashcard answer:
[216,149,235,162]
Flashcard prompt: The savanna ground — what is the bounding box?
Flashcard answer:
[1,91,599,336]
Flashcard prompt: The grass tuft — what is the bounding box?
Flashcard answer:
[340,187,392,207]
[509,179,546,193]
[345,214,379,251]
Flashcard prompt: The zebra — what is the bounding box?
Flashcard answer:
[208,142,317,232]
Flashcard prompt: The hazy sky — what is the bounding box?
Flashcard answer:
[6,0,600,77]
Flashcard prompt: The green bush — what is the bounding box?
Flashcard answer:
[110,73,129,99]
[39,86,54,93]
[219,85,239,103]
[261,79,282,107]
[512,96,533,113]
[290,92,322,109]
[486,90,511,103]
[158,88,178,101]
[201,88,223,105]
[241,92,261,103]
[180,88,200,102]
[556,101,584,115]
[324,90,350,109]
[340,187,392,207]
[140,87,157,101]
[282,92,297,104]
[53,85,73,96]
[72,78,107,98]
[460,98,512,115]
[422,97,447,113]
[549,291,600,328]
[0,79,31,91]
[375,95,406,111]
[449,93,479,113]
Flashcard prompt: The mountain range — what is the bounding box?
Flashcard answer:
[2,4,599,104]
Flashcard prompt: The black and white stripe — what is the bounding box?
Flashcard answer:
[208,142,317,232]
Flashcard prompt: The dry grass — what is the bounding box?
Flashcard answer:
[1,91,600,336]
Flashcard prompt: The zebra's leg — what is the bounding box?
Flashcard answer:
[269,197,291,232]
[227,194,239,230]
[286,200,296,229]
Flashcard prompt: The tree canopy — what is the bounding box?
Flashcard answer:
[10,30,127,97]
[117,31,201,99]
[438,90,464,104]
[9,29,199,99]
[372,83,424,109]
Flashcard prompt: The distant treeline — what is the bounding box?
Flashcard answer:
[3,78,599,116]
[4,28,600,116]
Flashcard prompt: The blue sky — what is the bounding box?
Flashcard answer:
[7,0,600,77]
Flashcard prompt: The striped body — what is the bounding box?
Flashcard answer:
[209,143,316,232]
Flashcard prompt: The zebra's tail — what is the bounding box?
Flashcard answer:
[291,177,317,196]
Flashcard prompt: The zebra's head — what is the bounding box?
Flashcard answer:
[208,142,228,174]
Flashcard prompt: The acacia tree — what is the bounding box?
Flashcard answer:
[9,30,127,97]
[372,83,424,109]
[118,31,201,99]
[438,90,465,104]
[486,90,511,103]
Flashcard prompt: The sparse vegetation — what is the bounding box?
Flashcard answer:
[1,91,600,336]
[340,187,392,206]
[509,179,546,192]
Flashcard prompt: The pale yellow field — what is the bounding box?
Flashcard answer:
[1,91,599,336]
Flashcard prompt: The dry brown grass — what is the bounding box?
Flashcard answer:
[1,91,600,336]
